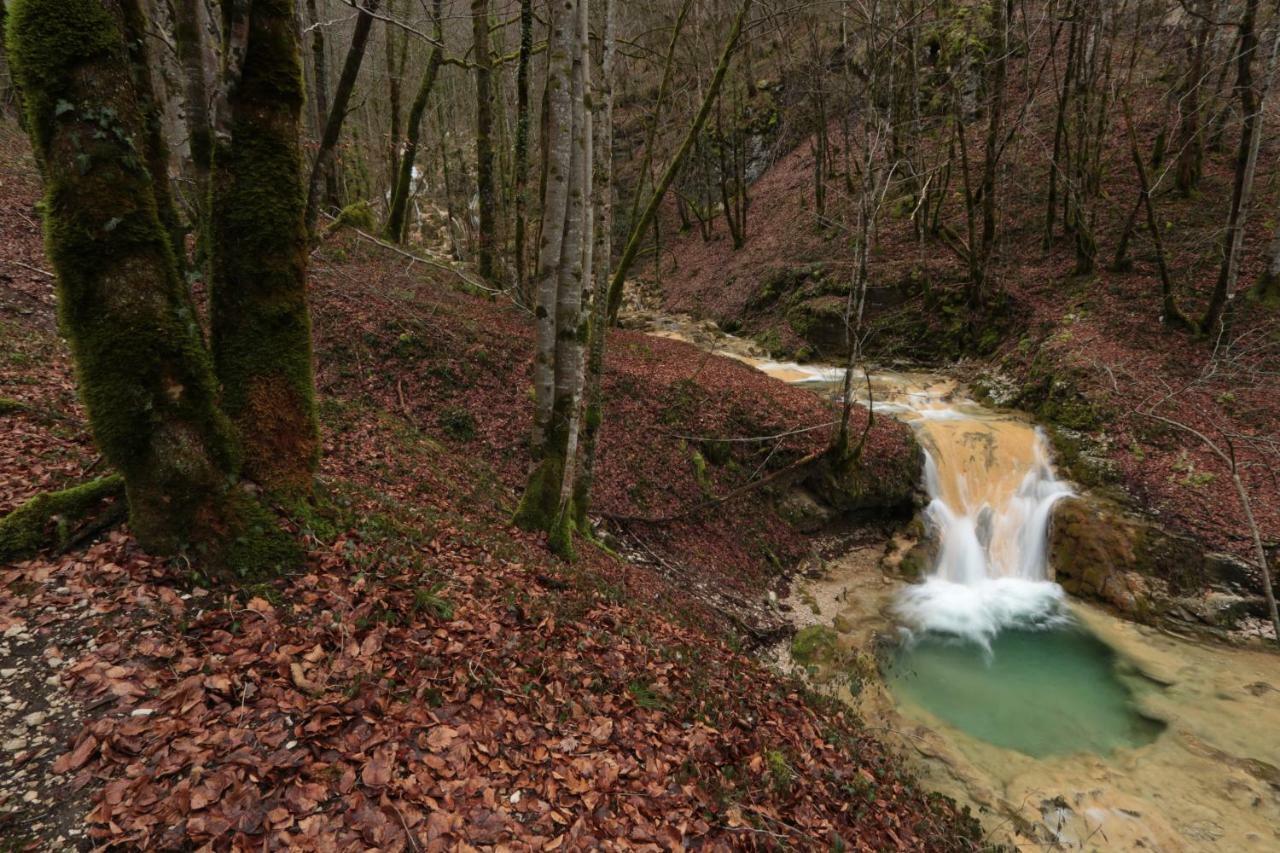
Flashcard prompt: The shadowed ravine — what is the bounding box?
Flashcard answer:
[646,319,1280,850]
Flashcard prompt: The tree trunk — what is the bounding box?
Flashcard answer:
[173,0,212,264]
[978,0,1009,285]
[383,0,443,243]
[119,0,187,271]
[513,0,583,553]
[1252,217,1280,303]
[384,0,406,192]
[574,0,615,532]
[513,0,533,300]
[1201,0,1277,335]
[605,0,753,321]
[211,0,320,494]
[1175,2,1212,196]
[7,0,296,576]
[304,0,339,206]
[1123,100,1193,331]
[304,0,380,236]
[472,0,496,280]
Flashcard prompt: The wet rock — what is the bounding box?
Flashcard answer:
[1049,497,1270,633]
[776,487,835,532]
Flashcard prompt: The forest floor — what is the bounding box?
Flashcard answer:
[0,123,981,848]
[648,99,1280,567]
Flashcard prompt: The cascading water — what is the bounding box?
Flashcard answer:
[886,383,1076,648]
[736,362,1077,646]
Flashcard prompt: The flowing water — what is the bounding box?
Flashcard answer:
[644,320,1280,849]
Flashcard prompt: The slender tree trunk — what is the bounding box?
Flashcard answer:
[384,0,443,243]
[1045,2,1077,247]
[384,0,405,192]
[212,0,320,494]
[1176,2,1212,196]
[1252,217,1280,303]
[472,0,496,279]
[513,0,580,551]
[304,0,380,236]
[8,0,296,576]
[1202,2,1277,335]
[574,0,615,532]
[979,0,1010,284]
[605,0,753,321]
[626,0,694,234]
[304,0,339,206]
[513,0,533,300]
[1123,100,1193,330]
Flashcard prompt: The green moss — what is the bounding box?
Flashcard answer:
[690,449,711,493]
[513,453,578,560]
[209,0,318,493]
[328,199,376,233]
[0,398,24,415]
[791,624,840,666]
[0,475,123,561]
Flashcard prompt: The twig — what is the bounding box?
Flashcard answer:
[2,259,55,279]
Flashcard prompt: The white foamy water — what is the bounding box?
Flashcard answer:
[886,385,1074,647]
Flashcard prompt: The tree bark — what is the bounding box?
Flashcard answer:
[7,0,296,576]
[513,0,589,556]
[574,0,615,532]
[513,0,533,300]
[471,0,496,280]
[173,0,213,264]
[211,0,320,494]
[304,0,380,236]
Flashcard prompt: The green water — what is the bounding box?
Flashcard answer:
[886,627,1165,758]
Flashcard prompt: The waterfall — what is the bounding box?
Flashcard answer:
[893,389,1075,648]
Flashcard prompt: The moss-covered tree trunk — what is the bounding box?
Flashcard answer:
[210,0,319,495]
[6,0,296,576]
[383,0,443,244]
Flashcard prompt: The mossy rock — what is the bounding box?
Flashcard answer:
[791,624,842,667]
[776,487,835,533]
[784,296,850,358]
[806,437,923,517]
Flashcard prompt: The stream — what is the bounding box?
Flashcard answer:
[644,319,1280,851]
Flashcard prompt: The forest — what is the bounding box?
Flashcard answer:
[0,0,1278,849]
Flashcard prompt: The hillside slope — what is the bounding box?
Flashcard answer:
[0,123,978,848]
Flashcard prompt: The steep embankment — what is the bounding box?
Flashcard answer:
[0,124,977,847]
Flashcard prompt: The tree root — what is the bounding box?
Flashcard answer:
[0,475,125,562]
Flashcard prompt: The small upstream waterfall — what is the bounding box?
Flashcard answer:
[647,329,1078,645]
[888,382,1075,647]
[737,359,1076,647]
